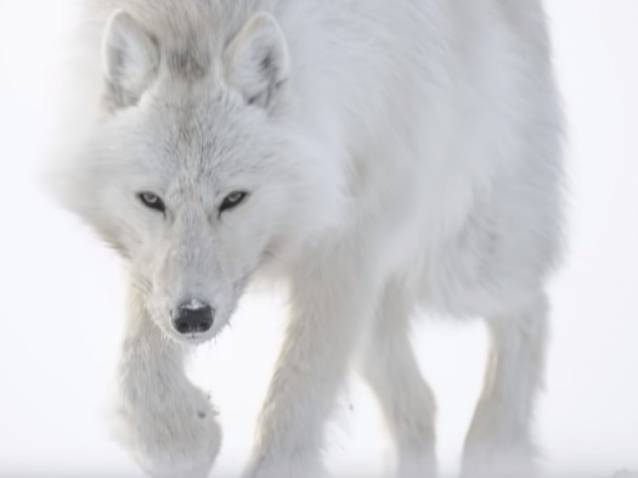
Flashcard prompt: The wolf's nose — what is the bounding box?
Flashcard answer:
[172,300,214,335]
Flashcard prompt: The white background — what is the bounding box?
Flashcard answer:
[0,1,636,477]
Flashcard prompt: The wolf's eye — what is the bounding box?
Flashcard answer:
[219,191,249,215]
[137,192,166,213]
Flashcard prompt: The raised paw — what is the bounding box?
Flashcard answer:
[112,381,221,478]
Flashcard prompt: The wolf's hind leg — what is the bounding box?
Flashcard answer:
[112,286,221,478]
[359,280,437,478]
[461,294,548,478]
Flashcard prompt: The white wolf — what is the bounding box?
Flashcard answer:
[51,0,564,477]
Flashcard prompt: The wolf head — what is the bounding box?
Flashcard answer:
[57,7,340,343]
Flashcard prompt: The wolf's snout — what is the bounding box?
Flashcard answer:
[171,300,215,335]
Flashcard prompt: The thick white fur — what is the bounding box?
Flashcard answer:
[51,0,564,477]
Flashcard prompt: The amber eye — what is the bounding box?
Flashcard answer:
[219,191,249,215]
[137,192,166,213]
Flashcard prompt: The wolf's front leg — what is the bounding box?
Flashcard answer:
[112,287,221,478]
[243,255,380,478]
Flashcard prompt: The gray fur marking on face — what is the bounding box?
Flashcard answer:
[167,47,211,80]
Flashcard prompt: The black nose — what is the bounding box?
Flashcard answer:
[172,301,214,335]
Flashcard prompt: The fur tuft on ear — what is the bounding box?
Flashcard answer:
[102,10,160,109]
[225,13,290,109]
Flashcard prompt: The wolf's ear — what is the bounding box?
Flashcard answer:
[225,13,290,109]
[102,10,160,109]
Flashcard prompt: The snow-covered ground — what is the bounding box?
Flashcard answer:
[0,1,636,476]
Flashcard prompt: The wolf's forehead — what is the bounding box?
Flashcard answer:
[150,100,260,186]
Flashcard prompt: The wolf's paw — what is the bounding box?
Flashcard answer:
[461,449,537,478]
[462,400,537,478]
[242,457,324,478]
[112,384,221,478]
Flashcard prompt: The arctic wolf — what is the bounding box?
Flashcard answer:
[53,0,564,476]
